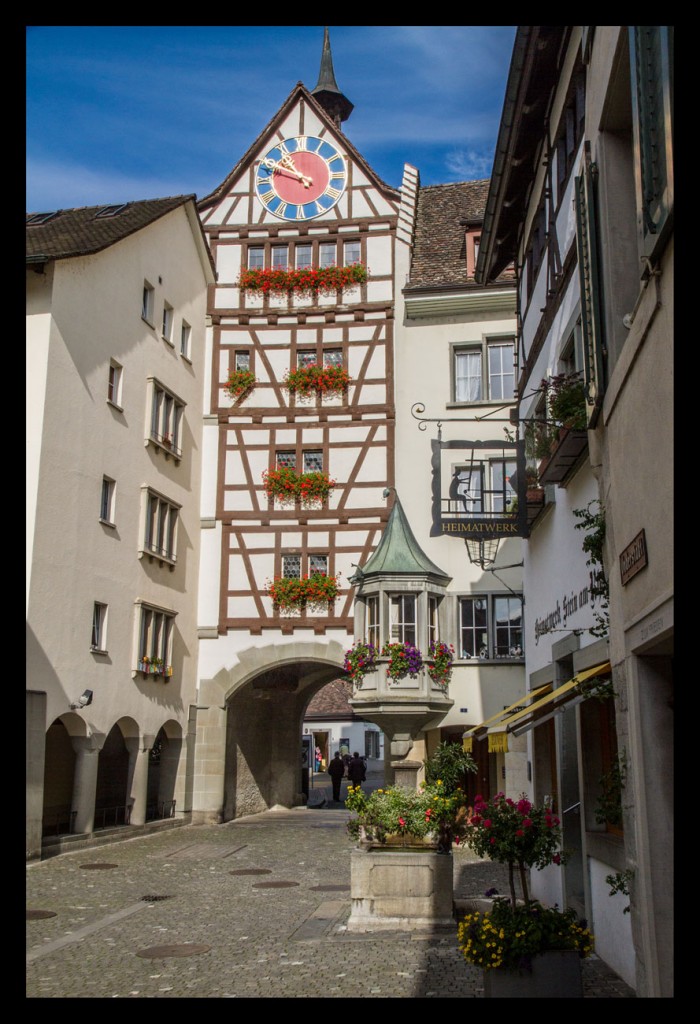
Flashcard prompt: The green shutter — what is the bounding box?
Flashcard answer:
[629,26,674,261]
[574,143,605,429]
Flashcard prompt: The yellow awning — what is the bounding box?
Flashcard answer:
[462,682,552,743]
[505,662,611,735]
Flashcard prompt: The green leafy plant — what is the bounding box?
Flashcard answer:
[225,369,256,400]
[573,499,609,638]
[524,418,558,462]
[605,869,634,913]
[238,263,367,297]
[298,471,336,507]
[346,779,469,851]
[423,741,476,794]
[380,641,423,680]
[541,371,587,429]
[426,641,455,688]
[283,363,351,397]
[595,754,626,828]
[343,640,378,683]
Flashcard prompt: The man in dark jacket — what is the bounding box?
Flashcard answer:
[347,752,366,789]
[327,751,346,802]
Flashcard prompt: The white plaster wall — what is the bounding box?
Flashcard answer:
[26,204,211,743]
[588,856,636,988]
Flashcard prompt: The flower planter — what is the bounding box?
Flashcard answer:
[347,846,454,932]
[483,949,583,998]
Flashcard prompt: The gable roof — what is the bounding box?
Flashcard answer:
[197,81,399,212]
[304,677,363,720]
[406,180,490,289]
[26,196,214,275]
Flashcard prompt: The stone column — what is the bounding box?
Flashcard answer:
[26,690,47,861]
[125,734,155,826]
[70,734,106,835]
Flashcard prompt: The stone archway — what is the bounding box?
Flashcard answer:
[193,639,346,824]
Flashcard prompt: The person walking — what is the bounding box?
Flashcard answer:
[327,751,346,803]
[347,751,366,790]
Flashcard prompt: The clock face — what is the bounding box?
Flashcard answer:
[255,136,348,221]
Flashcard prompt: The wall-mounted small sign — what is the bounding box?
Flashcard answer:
[620,529,647,585]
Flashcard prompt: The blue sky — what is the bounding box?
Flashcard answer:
[26,25,516,212]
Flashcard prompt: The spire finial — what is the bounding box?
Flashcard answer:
[311,27,354,128]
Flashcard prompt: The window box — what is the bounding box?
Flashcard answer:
[237,263,367,297]
[283,363,350,398]
[538,427,588,486]
[265,572,340,610]
[262,467,335,507]
[138,658,173,678]
[225,369,257,401]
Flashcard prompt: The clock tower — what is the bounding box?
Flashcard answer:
[193,29,403,824]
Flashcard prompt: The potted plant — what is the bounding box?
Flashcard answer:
[380,640,423,681]
[283,363,351,398]
[345,745,476,932]
[265,572,340,610]
[542,371,587,430]
[298,470,336,508]
[237,262,367,298]
[225,368,256,401]
[426,640,454,688]
[457,791,594,996]
[343,640,378,683]
[262,467,301,505]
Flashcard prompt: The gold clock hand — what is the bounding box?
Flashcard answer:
[260,156,313,188]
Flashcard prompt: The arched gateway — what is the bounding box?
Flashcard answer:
[192,640,347,823]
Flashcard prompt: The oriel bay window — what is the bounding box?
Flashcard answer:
[459,594,523,659]
[137,603,175,672]
[141,488,180,566]
[149,378,185,458]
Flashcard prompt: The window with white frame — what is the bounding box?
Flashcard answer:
[366,595,379,650]
[100,477,115,525]
[180,320,191,359]
[319,241,336,268]
[459,594,523,659]
[271,245,288,270]
[107,360,123,407]
[277,450,296,469]
[143,489,180,564]
[343,240,361,265]
[149,378,185,457]
[91,602,108,651]
[296,243,313,269]
[389,594,416,645]
[142,281,155,323]
[454,337,515,403]
[298,350,316,368]
[162,302,173,343]
[248,246,264,269]
[138,603,175,668]
[235,350,250,372]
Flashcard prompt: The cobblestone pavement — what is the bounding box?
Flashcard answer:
[26,772,636,999]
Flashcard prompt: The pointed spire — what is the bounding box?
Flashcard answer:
[358,493,451,583]
[311,27,354,129]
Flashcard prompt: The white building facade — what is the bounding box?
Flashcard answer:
[26,197,215,859]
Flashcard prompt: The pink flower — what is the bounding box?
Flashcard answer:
[522,817,533,828]
[553,853,561,864]
[398,817,406,829]
[517,798,532,814]
[490,837,496,844]
[516,829,524,837]
[483,819,492,828]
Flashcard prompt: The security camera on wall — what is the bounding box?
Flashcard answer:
[70,689,93,710]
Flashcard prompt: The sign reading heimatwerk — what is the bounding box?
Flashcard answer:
[620,529,647,585]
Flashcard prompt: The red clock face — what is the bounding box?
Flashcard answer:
[255,136,348,221]
[272,151,330,205]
